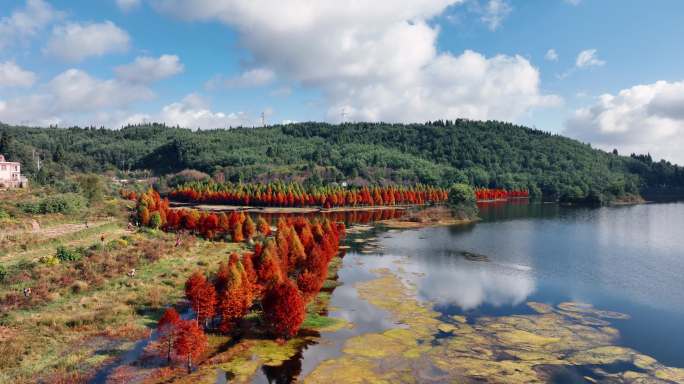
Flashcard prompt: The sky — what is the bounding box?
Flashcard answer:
[1,0,683,164]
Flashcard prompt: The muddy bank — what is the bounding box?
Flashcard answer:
[378,205,476,229]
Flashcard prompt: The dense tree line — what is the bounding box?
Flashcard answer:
[169,181,448,208]
[2,120,683,203]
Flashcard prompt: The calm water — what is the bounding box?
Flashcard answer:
[386,202,684,368]
[251,201,684,382]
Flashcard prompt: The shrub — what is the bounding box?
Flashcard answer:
[448,183,478,220]
[77,174,105,203]
[56,245,84,262]
[0,265,7,282]
[19,193,87,215]
[70,280,89,293]
[40,254,61,266]
[0,208,9,220]
[149,211,162,229]
[448,183,476,206]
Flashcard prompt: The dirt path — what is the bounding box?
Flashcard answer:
[2,219,115,239]
[1,221,128,266]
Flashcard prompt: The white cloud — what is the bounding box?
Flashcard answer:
[154,0,558,123]
[205,68,275,89]
[0,69,153,126]
[48,69,152,111]
[116,0,141,11]
[115,54,184,83]
[565,0,581,5]
[480,0,512,31]
[123,93,250,129]
[576,49,605,68]
[0,0,62,50]
[0,61,37,87]
[44,21,130,62]
[545,48,558,61]
[565,80,684,164]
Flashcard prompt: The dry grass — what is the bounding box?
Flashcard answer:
[0,228,244,383]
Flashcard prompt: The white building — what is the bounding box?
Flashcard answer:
[0,154,28,188]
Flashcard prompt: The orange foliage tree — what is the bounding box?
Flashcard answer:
[174,320,207,373]
[157,307,180,364]
[262,280,306,338]
[184,272,216,329]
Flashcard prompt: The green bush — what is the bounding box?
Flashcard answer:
[0,265,7,282]
[448,183,478,220]
[18,193,87,215]
[149,211,162,229]
[55,245,84,262]
[0,208,9,219]
[448,183,476,206]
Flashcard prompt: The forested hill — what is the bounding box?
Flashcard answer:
[1,120,682,203]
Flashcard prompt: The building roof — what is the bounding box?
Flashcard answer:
[0,154,20,164]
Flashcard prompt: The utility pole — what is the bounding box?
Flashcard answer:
[261,112,266,127]
[33,149,41,171]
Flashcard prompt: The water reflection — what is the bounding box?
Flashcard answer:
[418,262,535,310]
[251,253,396,384]
[251,201,684,382]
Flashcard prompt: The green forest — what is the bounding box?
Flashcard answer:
[1,120,682,203]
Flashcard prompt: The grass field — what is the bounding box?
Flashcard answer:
[0,189,248,383]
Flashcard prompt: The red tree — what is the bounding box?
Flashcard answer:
[157,307,180,364]
[297,270,323,303]
[185,272,216,328]
[174,320,207,373]
[217,257,253,333]
[232,221,245,242]
[244,215,256,240]
[262,280,305,338]
[257,217,271,236]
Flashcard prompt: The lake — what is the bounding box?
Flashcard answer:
[250,201,684,383]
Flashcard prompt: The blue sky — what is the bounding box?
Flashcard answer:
[1,0,683,163]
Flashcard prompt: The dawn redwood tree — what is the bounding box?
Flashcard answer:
[257,241,283,286]
[157,307,181,364]
[262,280,305,338]
[297,270,323,303]
[217,256,253,333]
[174,320,207,373]
[232,221,245,242]
[257,217,271,236]
[244,215,256,240]
[185,272,216,327]
[287,228,307,270]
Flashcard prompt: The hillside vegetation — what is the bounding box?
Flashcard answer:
[1,120,683,203]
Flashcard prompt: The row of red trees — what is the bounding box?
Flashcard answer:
[474,188,529,201]
[169,181,448,208]
[134,189,267,242]
[155,215,345,371]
